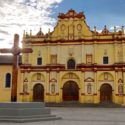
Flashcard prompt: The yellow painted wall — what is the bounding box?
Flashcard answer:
[0,10,125,106]
[0,65,12,102]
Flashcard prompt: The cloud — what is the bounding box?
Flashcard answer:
[0,30,10,35]
[109,26,122,32]
[0,0,63,48]
[0,38,5,41]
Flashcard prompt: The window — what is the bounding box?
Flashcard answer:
[5,73,11,88]
[67,59,76,69]
[37,57,42,65]
[86,54,92,64]
[50,55,57,64]
[103,56,108,64]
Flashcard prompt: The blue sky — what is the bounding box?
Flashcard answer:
[0,0,125,47]
[52,0,125,29]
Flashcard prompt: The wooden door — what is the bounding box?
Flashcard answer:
[33,84,44,102]
[100,84,112,102]
[63,81,79,101]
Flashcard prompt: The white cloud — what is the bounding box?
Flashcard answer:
[109,26,121,31]
[93,25,124,33]
[0,0,63,48]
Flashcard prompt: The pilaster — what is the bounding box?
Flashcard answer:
[57,43,61,63]
[93,42,97,64]
[113,70,118,103]
[79,71,85,103]
[47,43,50,64]
[114,41,118,63]
[123,71,125,105]
[94,71,99,103]
[81,43,85,63]
[122,41,125,62]
[44,72,50,102]
[18,72,30,102]
[55,72,61,103]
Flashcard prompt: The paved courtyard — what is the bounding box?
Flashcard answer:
[0,107,125,125]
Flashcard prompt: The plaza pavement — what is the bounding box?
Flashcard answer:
[0,107,125,125]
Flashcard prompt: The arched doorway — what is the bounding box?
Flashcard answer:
[33,84,44,102]
[100,84,112,102]
[63,81,79,101]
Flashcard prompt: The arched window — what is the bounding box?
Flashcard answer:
[67,59,76,69]
[5,73,11,88]
[37,57,42,65]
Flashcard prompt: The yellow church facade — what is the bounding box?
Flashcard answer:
[0,9,125,105]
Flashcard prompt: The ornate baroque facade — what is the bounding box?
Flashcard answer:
[0,9,125,105]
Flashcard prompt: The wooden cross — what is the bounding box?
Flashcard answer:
[0,34,33,102]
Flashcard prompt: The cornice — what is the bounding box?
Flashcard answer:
[20,63,125,73]
[23,37,125,46]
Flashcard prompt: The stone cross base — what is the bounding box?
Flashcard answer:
[0,102,61,122]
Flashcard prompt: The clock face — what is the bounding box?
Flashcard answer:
[61,24,66,31]
[77,24,82,31]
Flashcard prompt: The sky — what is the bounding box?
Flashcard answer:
[0,0,125,48]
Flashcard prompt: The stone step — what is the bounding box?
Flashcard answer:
[0,102,61,122]
[0,116,61,123]
[0,108,51,116]
[46,102,125,108]
[0,114,57,119]
[0,102,45,108]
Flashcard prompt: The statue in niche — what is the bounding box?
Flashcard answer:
[51,84,55,94]
[118,79,123,94]
[87,83,92,94]
[23,78,28,94]
[118,84,123,95]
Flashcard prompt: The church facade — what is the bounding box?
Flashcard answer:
[0,9,125,105]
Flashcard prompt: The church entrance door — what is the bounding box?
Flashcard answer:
[63,81,79,101]
[33,84,44,102]
[100,84,112,102]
